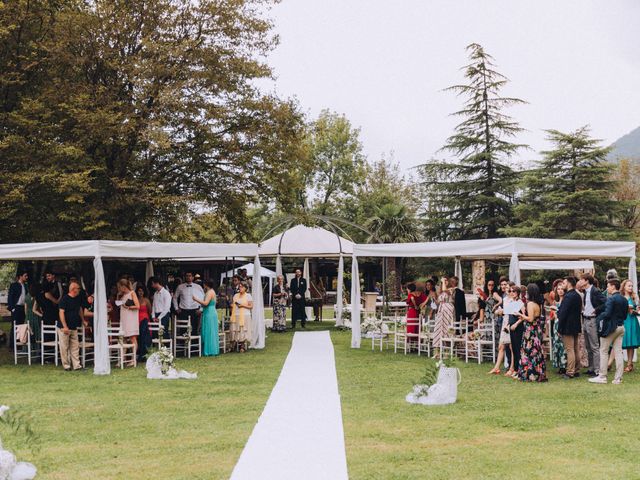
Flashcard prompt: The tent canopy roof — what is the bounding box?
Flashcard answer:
[259,224,353,257]
[0,240,258,261]
[519,260,595,270]
[352,237,636,260]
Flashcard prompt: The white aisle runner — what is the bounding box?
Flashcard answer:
[230,331,349,480]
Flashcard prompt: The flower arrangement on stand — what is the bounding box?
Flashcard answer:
[145,346,196,380]
[0,406,38,480]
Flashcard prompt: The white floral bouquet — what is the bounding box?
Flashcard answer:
[157,346,175,375]
[0,406,38,480]
[361,316,382,334]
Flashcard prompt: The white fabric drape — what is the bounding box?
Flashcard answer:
[251,255,265,349]
[350,256,361,348]
[335,255,344,326]
[275,255,283,278]
[454,257,463,290]
[92,256,110,375]
[629,256,638,296]
[509,252,521,285]
[145,260,154,282]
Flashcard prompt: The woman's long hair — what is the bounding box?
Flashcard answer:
[526,283,543,305]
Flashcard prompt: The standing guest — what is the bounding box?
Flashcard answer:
[433,277,455,356]
[107,285,120,328]
[58,281,85,371]
[450,276,467,323]
[8,271,29,350]
[506,286,525,378]
[515,284,547,382]
[136,284,153,361]
[406,283,426,346]
[43,270,63,301]
[289,269,307,329]
[424,279,439,321]
[150,277,172,340]
[272,275,289,332]
[118,279,140,366]
[231,275,241,294]
[557,277,583,379]
[173,272,205,335]
[230,282,253,352]
[589,279,628,384]
[549,281,568,375]
[26,283,42,343]
[620,279,640,372]
[488,295,514,375]
[193,280,219,356]
[310,273,326,321]
[580,273,607,376]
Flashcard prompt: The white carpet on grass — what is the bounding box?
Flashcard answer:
[230,331,349,480]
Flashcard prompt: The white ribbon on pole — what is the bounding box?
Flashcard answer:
[335,255,344,326]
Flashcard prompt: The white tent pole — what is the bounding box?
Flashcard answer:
[92,256,110,375]
[145,260,154,282]
[454,256,463,290]
[275,255,283,278]
[251,255,265,349]
[509,252,521,285]
[335,255,344,326]
[630,256,638,296]
[350,255,361,348]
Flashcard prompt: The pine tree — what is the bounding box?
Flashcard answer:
[503,127,627,240]
[420,43,527,239]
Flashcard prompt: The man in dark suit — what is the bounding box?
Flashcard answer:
[450,276,467,322]
[557,276,583,379]
[289,269,307,329]
[589,279,628,384]
[579,273,607,376]
[8,271,29,350]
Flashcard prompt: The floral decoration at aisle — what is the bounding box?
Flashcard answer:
[145,347,197,380]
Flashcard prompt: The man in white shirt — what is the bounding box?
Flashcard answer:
[173,272,204,335]
[580,273,607,377]
[151,277,173,340]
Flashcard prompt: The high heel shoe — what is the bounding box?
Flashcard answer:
[624,363,634,373]
[504,369,514,377]
[488,368,500,375]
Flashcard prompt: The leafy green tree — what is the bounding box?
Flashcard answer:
[503,127,627,240]
[300,110,367,216]
[420,43,527,240]
[0,0,306,243]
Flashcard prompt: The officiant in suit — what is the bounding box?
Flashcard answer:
[290,269,307,329]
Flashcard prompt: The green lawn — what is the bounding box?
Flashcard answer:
[2,317,640,479]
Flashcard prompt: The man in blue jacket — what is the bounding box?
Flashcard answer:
[589,279,628,385]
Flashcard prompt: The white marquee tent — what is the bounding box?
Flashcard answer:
[259,225,354,325]
[220,262,277,304]
[0,240,264,375]
[349,237,637,348]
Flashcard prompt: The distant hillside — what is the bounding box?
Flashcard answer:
[608,126,640,162]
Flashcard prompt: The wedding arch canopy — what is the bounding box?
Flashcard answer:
[220,262,277,304]
[259,224,354,325]
[0,240,264,375]
[349,237,638,348]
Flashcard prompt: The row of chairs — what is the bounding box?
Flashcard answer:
[368,314,497,364]
[13,322,95,367]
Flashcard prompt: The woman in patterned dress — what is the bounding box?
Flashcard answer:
[516,284,547,382]
[549,280,568,374]
[432,277,455,357]
[272,275,288,332]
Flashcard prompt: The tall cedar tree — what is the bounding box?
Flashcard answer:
[421,43,527,240]
[503,127,627,240]
[0,0,306,242]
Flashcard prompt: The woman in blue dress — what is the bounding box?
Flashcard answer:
[621,279,640,372]
[194,280,219,356]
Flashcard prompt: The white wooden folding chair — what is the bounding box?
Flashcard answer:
[371,315,397,351]
[174,318,202,358]
[440,317,468,359]
[13,322,33,365]
[418,316,435,357]
[149,319,172,353]
[40,322,58,366]
[77,326,95,368]
[394,316,421,354]
[465,317,496,364]
[107,327,136,369]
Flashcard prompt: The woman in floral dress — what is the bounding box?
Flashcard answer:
[516,284,547,382]
[549,281,568,374]
[432,277,455,356]
[271,275,288,332]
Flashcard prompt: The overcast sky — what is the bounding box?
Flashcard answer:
[261,0,640,171]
